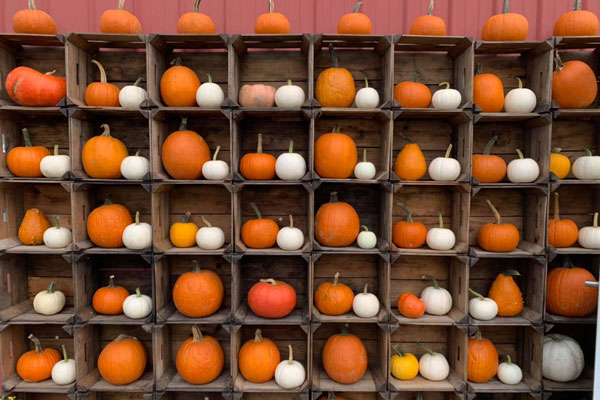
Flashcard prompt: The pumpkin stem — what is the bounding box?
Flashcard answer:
[502,0,510,14]
[134,211,140,225]
[108,275,116,288]
[361,225,369,232]
[182,211,192,223]
[474,329,483,340]
[416,341,434,356]
[486,199,502,225]
[260,278,277,285]
[468,288,486,300]
[53,144,59,156]
[428,0,435,15]
[28,0,37,10]
[91,60,109,84]
[483,136,498,155]
[340,323,350,336]
[192,325,204,342]
[444,144,453,159]
[333,272,340,286]
[364,78,369,88]
[113,334,136,343]
[396,203,414,223]
[54,215,61,230]
[328,43,339,69]
[288,344,294,364]
[192,260,201,273]
[506,354,513,365]
[21,128,32,147]
[179,117,188,131]
[118,0,126,10]
[206,73,214,84]
[353,1,363,13]
[553,193,560,221]
[393,344,406,357]
[439,82,451,90]
[552,148,562,154]
[194,0,201,13]
[332,124,341,133]
[287,79,293,86]
[288,140,294,154]
[595,212,599,228]
[133,77,143,87]
[269,0,274,13]
[250,203,263,219]
[254,328,263,342]
[424,275,440,289]
[329,192,339,203]
[476,63,483,76]
[288,214,294,228]
[415,394,423,400]
[327,393,337,400]
[47,281,56,294]
[563,255,575,269]
[574,0,582,11]
[554,51,565,71]
[135,287,142,297]
[398,132,414,144]
[502,269,521,277]
[45,70,57,76]
[61,344,69,362]
[103,193,113,205]
[548,334,561,342]
[171,57,183,67]
[100,124,111,137]
[133,149,141,157]
[257,133,264,154]
[583,148,593,157]
[28,334,43,354]
[213,146,221,160]
[411,71,420,83]
[363,283,369,294]
[437,212,444,229]
[201,216,212,227]
[516,77,524,89]
[515,149,525,159]
[362,148,368,163]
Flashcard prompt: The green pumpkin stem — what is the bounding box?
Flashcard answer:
[428,0,435,15]
[327,393,337,400]
[574,0,582,11]
[213,146,221,160]
[437,212,444,229]
[28,0,37,10]
[424,275,440,289]
[333,272,340,286]
[361,225,369,232]
[134,149,142,157]
[502,269,521,277]
[474,329,483,340]
[554,51,565,71]
[396,203,414,223]
[250,203,263,219]
[118,0,126,10]
[108,275,116,288]
[393,344,406,357]
[502,0,510,14]
[21,128,32,147]
[288,214,294,228]
[201,215,212,227]
[398,132,414,144]
[103,193,113,205]
[192,325,204,342]
[171,57,183,67]
[254,328,263,342]
[134,211,140,225]
[179,117,188,131]
[444,143,453,158]
[552,148,562,154]
[353,1,363,13]
[328,43,339,69]
[91,60,108,84]
[61,344,69,362]
[416,341,434,356]
[362,148,368,162]
[340,323,350,336]
[54,215,61,230]
[439,81,451,90]
[135,287,142,297]
[415,393,423,400]
[133,77,143,87]
[469,288,486,300]
[288,140,294,154]
[515,149,525,159]
[362,283,369,294]
[207,73,213,84]
[486,199,502,225]
[257,133,264,154]
[595,212,599,228]
[364,78,369,88]
[411,71,420,83]
[192,260,201,273]
[476,63,483,75]
[554,193,560,221]
[516,77,524,89]
[583,148,593,157]
[286,344,295,364]
[194,0,202,13]
[483,136,498,155]
[329,192,339,203]
[28,334,44,354]
[182,211,192,223]
[563,255,575,269]
[548,334,561,342]
[47,281,56,294]
[53,144,60,156]
[506,354,513,365]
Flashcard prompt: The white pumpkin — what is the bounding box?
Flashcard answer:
[33,281,66,316]
[352,283,380,318]
[426,213,456,251]
[432,82,462,110]
[355,78,380,108]
[578,212,600,249]
[119,77,148,109]
[420,276,453,316]
[418,343,450,381]
[123,287,153,319]
[274,345,306,389]
[428,144,461,181]
[543,334,585,383]
[40,145,70,179]
[120,150,150,180]
[275,140,306,180]
[497,355,523,385]
[196,73,225,107]
[275,80,305,108]
[354,148,376,180]
[357,225,377,249]
[51,345,76,385]
[122,211,152,250]
[572,148,600,180]
[277,215,304,251]
[468,289,498,321]
[196,216,225,250]
[202,146,230,180]
[504,77,536,114]
[43,216,72,249]
[507,149,539,183]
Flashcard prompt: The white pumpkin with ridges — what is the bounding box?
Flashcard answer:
[429,144,461,181]
[352,283,380,318]
[202,146,230,180]
[504,77,536,114]
[33,281,66,316]
[432,82,462,110]
[418,342,450,381]
[355,78,380,108]
[507,149,539,183]
[43,216,72,249]
[543,334,584,383]
[497,355,523,385]
[275,140,306,180]
[196,216,225,250]
[52,345,76,385]
[274,345,306,389]
[123,287,153,319]
[578,212,600,249]
[572,148,600,180]
[420,276,453,316]
[354,148,376,180]
[122,211,152,250]
[277,215,304,251]
[426,213,456,251]
[468,288,498,321]
[40,145,70,178]
[196,73,225,107]
[120,150,150,180]
[275,80,305,108]
[119,77,148,109]
[357,225,377,249]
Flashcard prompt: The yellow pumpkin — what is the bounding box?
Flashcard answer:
[170,211,199,248]
[550,148,570,180]
[390,345,419,381]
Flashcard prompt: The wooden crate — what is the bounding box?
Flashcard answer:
[234,393,304,400]
[312,253,389,323]
[73,253,153,325]
[312,323,387,393]
[389,325,467,393]
[154,254,232,324]
[79,394,151,400]
[317,392,389,400]
[469,394,538,400]
[543,391,592,399]
[392,393,464,400]
[390,255,468,325]
[157,393,229,400]
[64,33,147,108]
[11,394,72,400]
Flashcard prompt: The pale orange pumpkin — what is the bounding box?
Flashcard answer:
[239,84,276,108]
[82,124,128,179]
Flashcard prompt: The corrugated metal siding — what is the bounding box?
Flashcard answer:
[2,0,600,39]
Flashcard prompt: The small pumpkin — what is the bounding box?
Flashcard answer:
[507,148,539,183]
[354,148,376,180]
[394,134,427,181]
[33,281,66,316]
[548,192,579,248]
[122,287,153,319]
[314,272,354,316]
[170,211,199,248]
[5,67,66,107]
[314,192,360,247]
[352,283,380,318]
[86,194,133,248]
[394,76,432,108]
[467,330,499,383]
[17,334,61,382]
[357,225,377,249]
[248,278,297,319]
[477,199,520,252]
[488,270,524,317]
[40,144,70,179]
[550,148,571,179]
[275,80,306,108]
[473,64,505,112]
[578,212,600,249]
[176,325,224,384]
[82,124,128,179]
[18,208,50,246]
[547,256,598,318]
[277,214,305,251]
[418,341,450,381]
[160,58,201,107]
[315,44,356,108]
[552,54,597,109]
[504,77,537,113]
[392,203,427,249]
[275,344,306,389]
[97,334,147,385]
[276,140,307,180]
[99,0,142,34]
[390,345,419,381]
[202,146,230,180]
[543,334,585,383]
[119,77,148,109]
[497,355,523,385]
[472,135,507,183]
[238,329,281,383]
[161,117,210,179]
[554,0,599,37]
[420,275,453,316]
[195,216,225,250]
[92,275,130,315]
[7,128,50,178]
[432,82,462,109]
[572,148,600,180]
[255,0,290,34]
[122,211,152,251]
[120,149,150,180]
[426,212,456,251]
[240,133,276,180]
[469,288,498,321]
[51,345,76,386]
[481,0,529,41]
[397,292,425,319]
[355,78,380,108]
[409,0,447,36]
[196,73,225,107]
[429,143,461,181]
[12,0,57,34]
[337,1,372,34]
[43,216,72,249]
[173,260,224,318]
[241,203,279,249]
[315,125,357,179]
[85,60,120,107]
[239,84,276,108]
[177,0,216,34]
[322,324,368,384]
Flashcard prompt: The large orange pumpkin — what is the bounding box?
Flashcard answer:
[394,134,427,180]
[314,125,357,179]
[97,334,147,385]
[315,44,356,108]
[392,203,427,249]
[254,0,290,34]
[314,272,354,316]
[99,0,142,34]
[241,203,279,249]
[315,192,360,247]
[16,334,61,382]
[12,0,57,34]
[18,208,50,246]
[160,58,201,107]
[173,260,224,317]
[337,1,372,35]
[6,67,66,107]
[82,124,128,179]
[177,0,216,34]
[548,192,578,248]
[240,134,276,180]
[322,325,368,384]
[176,325,224,384]
[92,275,130,315]
[85,60,120,107]
[477,199,520,252]
[409,0,447,36]
[87,194,133,248]
[7,128,50,177]
[161,117,210,179]
[238,329,281,383]
[546,256,598,317]
[248,278,297,319]
[467,330,499,383]
[472,136,507,183]
[488,270,524,317]
[554,0,599,37]
[552,55,598,109]
[394,79,432,108]
[473,65,505,112]
[481,0,528,41]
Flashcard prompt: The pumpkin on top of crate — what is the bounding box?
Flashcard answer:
[352,283,380,318]
[119,77,148,109]
[315,272,354,316]
[420,276,452,316]
[477,199,520,252]
[18,208,50,246]
[16,334,61,383]
[316,44,356,108]
[394,75,432,108]
[41,145,71,179]
[87,193,133,248]
[397,292,425,319]
[241,202,278,249]
[322,324,368,384]
[390,345,419,381]
[5,66,66,107]
[255,0,290,34]
[277,215,304,251]
[409,0,447,36]
[172,260,224,318]
[197,73,225,108]
[504,77,537,114]
[578,212,600,249]
[240,134,277,180]
[468,288,498,321]
[488,270,524,317]
[337,1,372,35]
[473,65,504,113]
[85,60,120,107]
[472,136,506,183]
[554,0,599,36]
[162,117,210,180]
[548,193,578,248]
[33,281,66,316]
[550,148,571,179]
[177,0,216,34]
[92,275,130,315]
[572,148,600,180]
[467,330,499,383]
[248,278,297,319]
[120,150,150,180]
[82,124,128,179]
[99,0,142,34]
[417,341,450,381]
[315,125,357,179]
[123,287,152,319]
[481,0,528,41]
[276,140,307,180]
[98,334,147,385]
[392,203,427,249]
[275,344,306,389]
[315,192,360,247]
[546,256,598,318]
[7,128,50,178]
[239,84,276,107]
[395,134,426,181]
[176,325,224,385]
[552,54,597,110]
[160,58,201,107]
[238,328,281,383]
[51,345,76,386]
[543,334,584,383]
[12,0,57,34]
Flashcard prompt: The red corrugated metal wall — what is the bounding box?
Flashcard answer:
[1,0,600,40]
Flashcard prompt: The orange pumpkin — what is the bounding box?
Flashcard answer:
[18,208,50,246]
[254,0,290,34]
[322,325,368,384]
[238,329,281,383]
[394,134,427,180]
[547,256,598,317]
[12,0,57,34]
[5,66,35,103]
[314,272,354,316]
[16,334,61,382]
[472,136,507,183]
[467,330,498,383]
[392,203,427,249]
[87,193,133,248]
[6,67,66,107]
[552,55,598,109]
[241,203,279,249]
[161,117,210,179]
[99,0,142,34]
[160,58,201,107]
[548,193,578,248]
[409,0,447,36]
[337,1,372,34]
[177,0,216,34]
[176,325,224,384]
[170,211,199,248]
[240,134,276,180]
[315,44,356,108]
[82,124,128,179]
[85,60,120,107]
[554,0,599,37]
[7,128,51,177]
[98,334,147,385]
[550,148,571,179]
[92,274,130,315]
[481,0,528,41]
[473,64,505,112]
[314,192,360,247]
[314,125,357,179]
[172,260,224,318]
[477,199,520,252]
[239,84,276,108]
[488,270,524,317]
[397,292,425,319]
[394,79,432,108]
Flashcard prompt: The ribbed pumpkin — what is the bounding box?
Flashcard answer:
[394,77,432,108]
[177,0,216,34]
[488,270,524,317]
[12,0,57,34]
[82,124,128,179]
[409,0,447,36]
[315,44,356,108]
[314,125,357,179]
[337,1,372,34]
[173,260,224,318]
[7,128,50,178]
[548,193,578,248]
[170,211,199,248]
[477,199,520,252]
[554,0,599,37]
[314,272,354,316]
[16,334,61,382]
[160,58,201,107]
[472,136,507,183]
[481,0,529,41]
[550,148,571,179]
[392,203,427,249]
[99,0,142,34]
[552,54,598,109]
[240,134,276,180]
[86,194,133,248]
[547,256,598,317]
[161,118,210,179]
[238,329,281,383]
[98,334,147,385]
[467,330,499,383]
[85,60,120,107]
[241,203,279,249]
[92,275,130,315]
[254,0,290,34]
[248,278,297,319]
[322,324,368,384]
[315,192,360,247]
[176,325,224,384]
[5,67,66,107]
[394,134,427,180]
[473,64,505,112]
[18,208,50,246]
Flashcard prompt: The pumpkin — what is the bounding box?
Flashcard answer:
[432,82,462,109]
[467,330,499,383]
[337,1,372,34]
[7,128,50,178]
[276,140,307,180]
[99,0,142,34]
[548,192,579,248]
[420,275,453,316]
[120,149,150,180]
[248,278,297,319]
[119,77,148,109]
[275,80,306,108]
[473,64,505,112]
[255,0,290,34]
[481,0,528,41]
[394,134,427,181]
[196,73,225,107]
[238,329,281,383]
[160,58,200,107]
[176,325,224,384]
[314,192,360,247]
[409,0,447,36]
[122,211,152,251]
[357,225,377,249]
[426,212,456,251]
[497,355,523,385]
[41,145,71,179]
[85,60,120,107]
[354,148,376,180]
[241,203,279,249]
[315,44,356,108]
[275,345,306,389]
[546,256,598,317]
[314,272,354,316]
[418,342,450,381]
[429,143,461,181]
[277,214,305,251]
[239,84,276,108]
[578,212,600,249]
[5,67,66,107]
[488,270,524,317]
[122,287,152,319]
[550,148,571,179]
[322,325,368,384]
[505,77,537,113]
[355,78,380,108]
[51,345,76,386]
[390,345,419,381]
[392,203,427,249]
[315,125,357,179]
[172,260,224,317]
[18,208,50,246]
[170,211,199,248]
[82,124,128,179]
[177,0,216,34]
[469,288,498,321]
[394,78,432,108]
[43,216,72,249]
[202,146,230,180]
[16,334,61,382]
[397,292,425,319]
[97,334,147,385]
[33,280,66,316]
[12,0,57,34]
[552,55,597,109]
[477,199,520,252]
[507,149,539,183]
[161,117,210,179]
[195,216,225,250]
[572,148,600,180]
[92,275,130,315]
[5,66,33,102]
[352,283,380,318]
[240,133,276,180]
[554,0,599,36]
[472,135,506,183]
[543,334,585,383]
[86,194,133,248]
